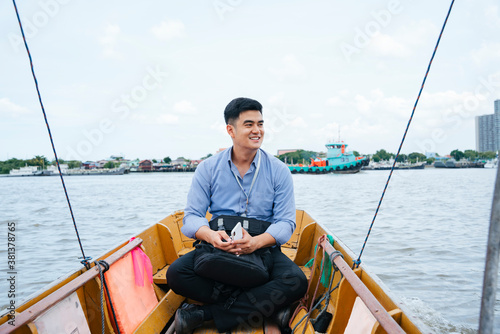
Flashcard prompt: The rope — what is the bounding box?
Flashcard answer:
[95,262,106,334]
[11,0,91,268]
[291,236,342,333]
[354,0,456,269]
[301,249,327,334]
[95,260,121,334]
[305,235,334,287]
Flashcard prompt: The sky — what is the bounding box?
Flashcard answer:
[1,0,499,162]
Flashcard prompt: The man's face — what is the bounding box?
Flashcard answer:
[227,110,264,151]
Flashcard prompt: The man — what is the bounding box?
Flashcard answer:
[167,97,308,333]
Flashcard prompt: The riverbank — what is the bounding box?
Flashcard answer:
[1,167,197,177]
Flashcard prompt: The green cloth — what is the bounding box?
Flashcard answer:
[305,235,335,288]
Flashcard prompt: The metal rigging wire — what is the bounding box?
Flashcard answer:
[11,0,91,268]
[354,0,456,268]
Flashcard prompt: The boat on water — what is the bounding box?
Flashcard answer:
[289,142,369,174]
[64,167,127,176]
[0,209,429,334]
[484,159,498,168]
[433,159,485,169]
[8,166,39,177]
[363,161,426,171]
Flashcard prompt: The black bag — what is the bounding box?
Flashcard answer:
[193,216,274,288]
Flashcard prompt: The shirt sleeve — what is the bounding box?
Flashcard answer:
[181,161,211,239]
[265,162,296,246]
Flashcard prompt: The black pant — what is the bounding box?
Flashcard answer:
[167,246,308,332]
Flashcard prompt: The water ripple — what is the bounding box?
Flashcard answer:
[0,169,497,331]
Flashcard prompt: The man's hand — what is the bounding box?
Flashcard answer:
[196,226,276,254]
[195,226,234,251]
[229,229,276,255]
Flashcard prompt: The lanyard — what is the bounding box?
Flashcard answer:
[231,150,261,217]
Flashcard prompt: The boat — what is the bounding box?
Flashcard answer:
[434,159,485,169]
[0,209,429,334]
[484,159,498,168]
[289,142,370,174]
[64,167,127,176]
[8,166,39,177]
[363,161,426,171]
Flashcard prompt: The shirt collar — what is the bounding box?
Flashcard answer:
[227,147,260,170]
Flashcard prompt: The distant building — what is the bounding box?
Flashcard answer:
[153,162,170,170]
[82,161,97,169]
[126,159,140,167]
[139,160,153,171]
[171,158,188,167]
[476,100,500,152]
[277,149,298,156]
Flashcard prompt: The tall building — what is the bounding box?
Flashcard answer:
[475,100,500,152]
[496,100,500,150]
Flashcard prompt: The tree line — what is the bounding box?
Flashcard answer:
[0,156,83,174]
[0,155,206,174]
[2,149,497,174]
[276,149,497,165]
[371,149,496,164]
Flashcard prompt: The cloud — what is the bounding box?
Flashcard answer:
[369,32,411,58]
[0,98,31,117]
[363,20,436,60]
[173,100,196,114]
[210,119,227,135]
[128,112,179,125]
[326,96,342,107]
[267,93,286,105]
[157,113,179,124]
[322,86,495,155]
[269,54,306,81]
[99,24,121,59]
[289,116,307,128]
[484,5,500,27]
[151,20,185,41]
[471,42,500,66]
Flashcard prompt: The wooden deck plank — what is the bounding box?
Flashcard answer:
[178,247,195,257]
[134,290,184,334]
[153,265,170,285]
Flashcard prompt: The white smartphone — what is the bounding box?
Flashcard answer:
[231,222,243,240]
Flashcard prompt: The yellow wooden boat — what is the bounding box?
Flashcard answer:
[0,210,430,334]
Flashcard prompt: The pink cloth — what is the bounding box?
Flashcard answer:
[129,237,153,286]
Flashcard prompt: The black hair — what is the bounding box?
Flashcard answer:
[224,97,263,125]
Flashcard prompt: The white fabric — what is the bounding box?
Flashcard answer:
[34,291,91,334]
[343,296,377,334]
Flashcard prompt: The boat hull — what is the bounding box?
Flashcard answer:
[0,210,429,334]
[289,163,363,174]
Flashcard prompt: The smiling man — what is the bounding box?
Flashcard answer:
[167,97,308,333]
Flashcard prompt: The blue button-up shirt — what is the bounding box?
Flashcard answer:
[182,147,295,246]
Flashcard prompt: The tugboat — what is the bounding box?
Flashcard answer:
[289,141,369,174]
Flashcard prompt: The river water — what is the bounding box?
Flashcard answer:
[0,168,498,332]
